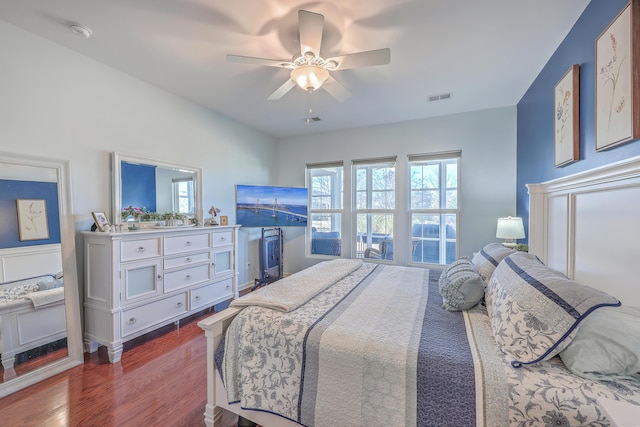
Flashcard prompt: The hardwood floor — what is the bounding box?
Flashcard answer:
[0,310,214,427]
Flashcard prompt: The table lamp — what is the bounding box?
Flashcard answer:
[496,216,525,248]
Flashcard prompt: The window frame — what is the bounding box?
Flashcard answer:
[306,162,344,258]
[407,151,460,266]
[352,157,397,261]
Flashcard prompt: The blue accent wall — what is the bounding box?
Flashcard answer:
[121,161,157,214]
[0,179,61,248]
[517,0,640,240]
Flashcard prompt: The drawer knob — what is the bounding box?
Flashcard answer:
[185,258,192,263]
[185,241,192,246]
[194,296,201,301]
[137,246,145,253]
[225,284,230,290]
[157,274,162,280]
[176,302,183,308]
[128,318,137,325]
[220,237,226,242]
[185,275,192,281]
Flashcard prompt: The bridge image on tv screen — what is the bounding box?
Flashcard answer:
[236,184,308,227]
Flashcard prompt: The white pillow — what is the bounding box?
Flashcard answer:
[560,305,640,379]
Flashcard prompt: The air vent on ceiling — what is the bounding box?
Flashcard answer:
[428,92,452,102]
[305,117,321,123]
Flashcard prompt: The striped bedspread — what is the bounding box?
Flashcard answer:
[223,262,483,426]
[220,261,640,426]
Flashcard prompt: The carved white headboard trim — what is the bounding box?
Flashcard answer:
[528,154,640,306]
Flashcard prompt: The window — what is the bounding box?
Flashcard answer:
[307,162,343,257]
[408,152,459,264]
[172,177,194,215]
[353,158,396,260]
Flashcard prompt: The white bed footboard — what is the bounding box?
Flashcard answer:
[198,307,243,427]
[198,307,301,427]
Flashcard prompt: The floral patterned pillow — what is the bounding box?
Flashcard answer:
[471,243,515,284]
[485,252,620,368]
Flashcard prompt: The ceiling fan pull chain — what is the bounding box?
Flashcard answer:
[306,88,313,123]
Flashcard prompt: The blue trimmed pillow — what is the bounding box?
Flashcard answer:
[485,252,620,368]
[471,243,515,284]
[438,258,484,311]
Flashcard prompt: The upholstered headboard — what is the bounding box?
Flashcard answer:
[0,244,62,283]
[528,155,640,306]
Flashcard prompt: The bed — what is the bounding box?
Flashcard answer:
[0,244,66,371]
[199,155,640,427]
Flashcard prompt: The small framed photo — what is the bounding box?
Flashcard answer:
[92,211,110,232]
[17,199,50,241]
[220,215,229,226]
[554,64,580,167]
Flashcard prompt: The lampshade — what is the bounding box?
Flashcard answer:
[496,216,525,248]
[290,65,330,91]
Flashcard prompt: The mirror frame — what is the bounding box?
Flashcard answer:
[0,151,83,398]
[111,152,203,225]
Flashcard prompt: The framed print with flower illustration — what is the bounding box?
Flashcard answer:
[17,199,49,241]
[91,211,110,232]
[554,64,580,167]
[596,0,640,151]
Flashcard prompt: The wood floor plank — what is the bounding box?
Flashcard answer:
[0,311,213,427]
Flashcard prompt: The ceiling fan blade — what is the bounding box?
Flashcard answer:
[226,54,294,69]
[298,10,324,57]
[322,76,351,102]
[268,79,297,100]
[325,48,390,70]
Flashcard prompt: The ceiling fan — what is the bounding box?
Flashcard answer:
[227,10,391,102]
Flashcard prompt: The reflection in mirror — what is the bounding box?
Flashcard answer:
[112,152,203,225]
[0,152,82,398]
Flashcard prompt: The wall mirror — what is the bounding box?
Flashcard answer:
[0,151,83,398]
[111,152,203,225]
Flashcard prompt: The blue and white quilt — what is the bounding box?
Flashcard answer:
[221,261,640,427]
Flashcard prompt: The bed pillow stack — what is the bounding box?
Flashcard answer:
[485,252,621,368]
[471,243,516,284]
[438,258,485,311]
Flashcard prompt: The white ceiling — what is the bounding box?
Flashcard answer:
[0,0,591,139]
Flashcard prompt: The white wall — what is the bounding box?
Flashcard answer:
[0,20,276,287]
[275,106,518,274]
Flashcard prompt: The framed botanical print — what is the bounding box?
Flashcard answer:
[554,64,580,167]
[17,199,50,241]
[595,0,640,151]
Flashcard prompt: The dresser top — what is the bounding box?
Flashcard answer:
[81,224,240,237]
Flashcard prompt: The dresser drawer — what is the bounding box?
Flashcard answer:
[164,264,210,293]
[121,238,161,262]
[164,251,210,270]
[121,293,187,337]
[211,231,233,247]
[190,278,233,311]
[164,233,209,255]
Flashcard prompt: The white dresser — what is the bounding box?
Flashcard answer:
[82,225,239,363]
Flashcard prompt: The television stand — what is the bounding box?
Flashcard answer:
[252,227,283,290]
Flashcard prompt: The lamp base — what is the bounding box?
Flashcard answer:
[502,239,517,248]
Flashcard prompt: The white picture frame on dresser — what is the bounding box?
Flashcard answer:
[82,225,239,363]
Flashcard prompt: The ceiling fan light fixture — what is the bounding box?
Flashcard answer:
[291,65,329,91]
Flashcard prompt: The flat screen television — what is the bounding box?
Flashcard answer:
[236,184,308,227]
